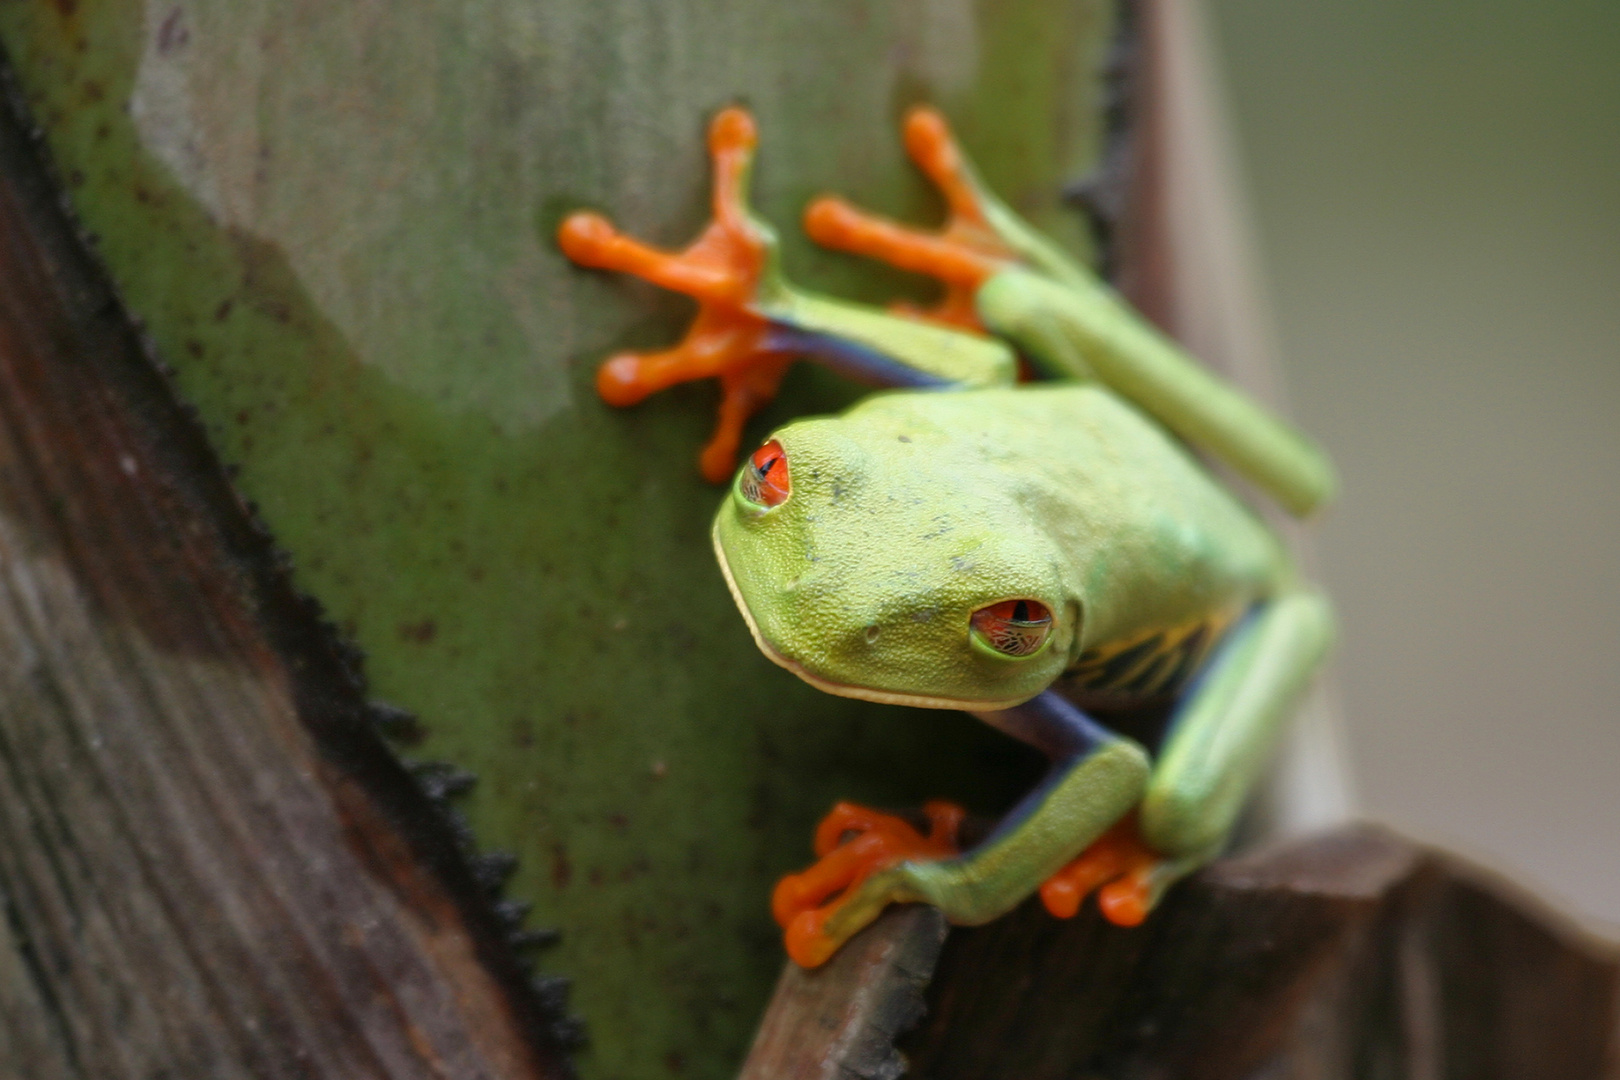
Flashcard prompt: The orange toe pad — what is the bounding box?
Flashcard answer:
[1039,815,1161,927]
[772,801,963,967]
[803,107,1017,331]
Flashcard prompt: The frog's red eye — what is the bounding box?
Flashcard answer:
[970,599,1053,657]
[738,439,791,507]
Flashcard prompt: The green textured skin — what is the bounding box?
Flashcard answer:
[716,385,1287,710]
[0,1,1113,1075]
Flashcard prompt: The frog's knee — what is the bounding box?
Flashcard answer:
[1139,782,1227,859]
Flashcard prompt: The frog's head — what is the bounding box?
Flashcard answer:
[712,412,1079,710]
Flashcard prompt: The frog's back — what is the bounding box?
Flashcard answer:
[846,384,1287,682]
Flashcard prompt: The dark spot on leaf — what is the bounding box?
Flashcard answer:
[550,842,572,888]
[510,716,534,748]
[665,621,696,654]
[156,8,190,54]
[399,618,436,643]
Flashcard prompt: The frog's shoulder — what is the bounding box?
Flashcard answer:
[843,382,1177,466]
[847,381,1124,424]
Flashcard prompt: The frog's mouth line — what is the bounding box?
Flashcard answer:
[711,522,1031,713]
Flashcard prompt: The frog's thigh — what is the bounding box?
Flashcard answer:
[1140,591,1335,859]
[975,271,1336,517]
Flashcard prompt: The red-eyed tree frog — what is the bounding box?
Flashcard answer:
[559,107,1334,968]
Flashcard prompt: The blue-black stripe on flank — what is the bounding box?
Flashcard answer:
[763,324,955,390]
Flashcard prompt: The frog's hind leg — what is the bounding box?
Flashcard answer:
[807,109,1337,516]
[562,107,1018,480]
[1039,813,1164,926]
[1037,595,1333,925]
[1144,592,1335,854]
[558,108,794,482]
[804,107,1090,329]
[805,108,1012,330]
[1052,592,1336,923]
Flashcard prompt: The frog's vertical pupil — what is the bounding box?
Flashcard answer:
[740,439,791,507]
[970,599,1053,657]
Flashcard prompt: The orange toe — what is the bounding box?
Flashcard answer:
[1097,868,1153,927]
[772,800,964,965]
[804,107,1022,331]
[595,354,655,407]
[699,355,792,483]
[1039,815,1162,926]
[556,211,618,264]
[783,907,842,968]
[559,108,795,482]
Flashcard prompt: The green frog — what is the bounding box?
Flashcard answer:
[560,107,1333,967]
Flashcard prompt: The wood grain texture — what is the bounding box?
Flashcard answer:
[737,905,947,1080]
[905,827,1619,1080]
[738,828,1620,1080]
[0,74,572,1079]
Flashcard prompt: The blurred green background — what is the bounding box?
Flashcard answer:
[1207,0,1620,929]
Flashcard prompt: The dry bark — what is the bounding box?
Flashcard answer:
[737,827,1620,1080]
[0,70,575,1080]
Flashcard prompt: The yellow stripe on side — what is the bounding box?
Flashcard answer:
[1060,611,1240,704]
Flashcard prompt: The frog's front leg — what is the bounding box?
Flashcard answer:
[770,800,967,968]
[1141,591,1335,859]
[558,109,792,482]
[776,693,1148,967]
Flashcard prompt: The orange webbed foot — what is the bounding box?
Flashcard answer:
[804,107,1019,332]
[772,801,963,967]
[1040,815,1163,927]
[559,108,793,483]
